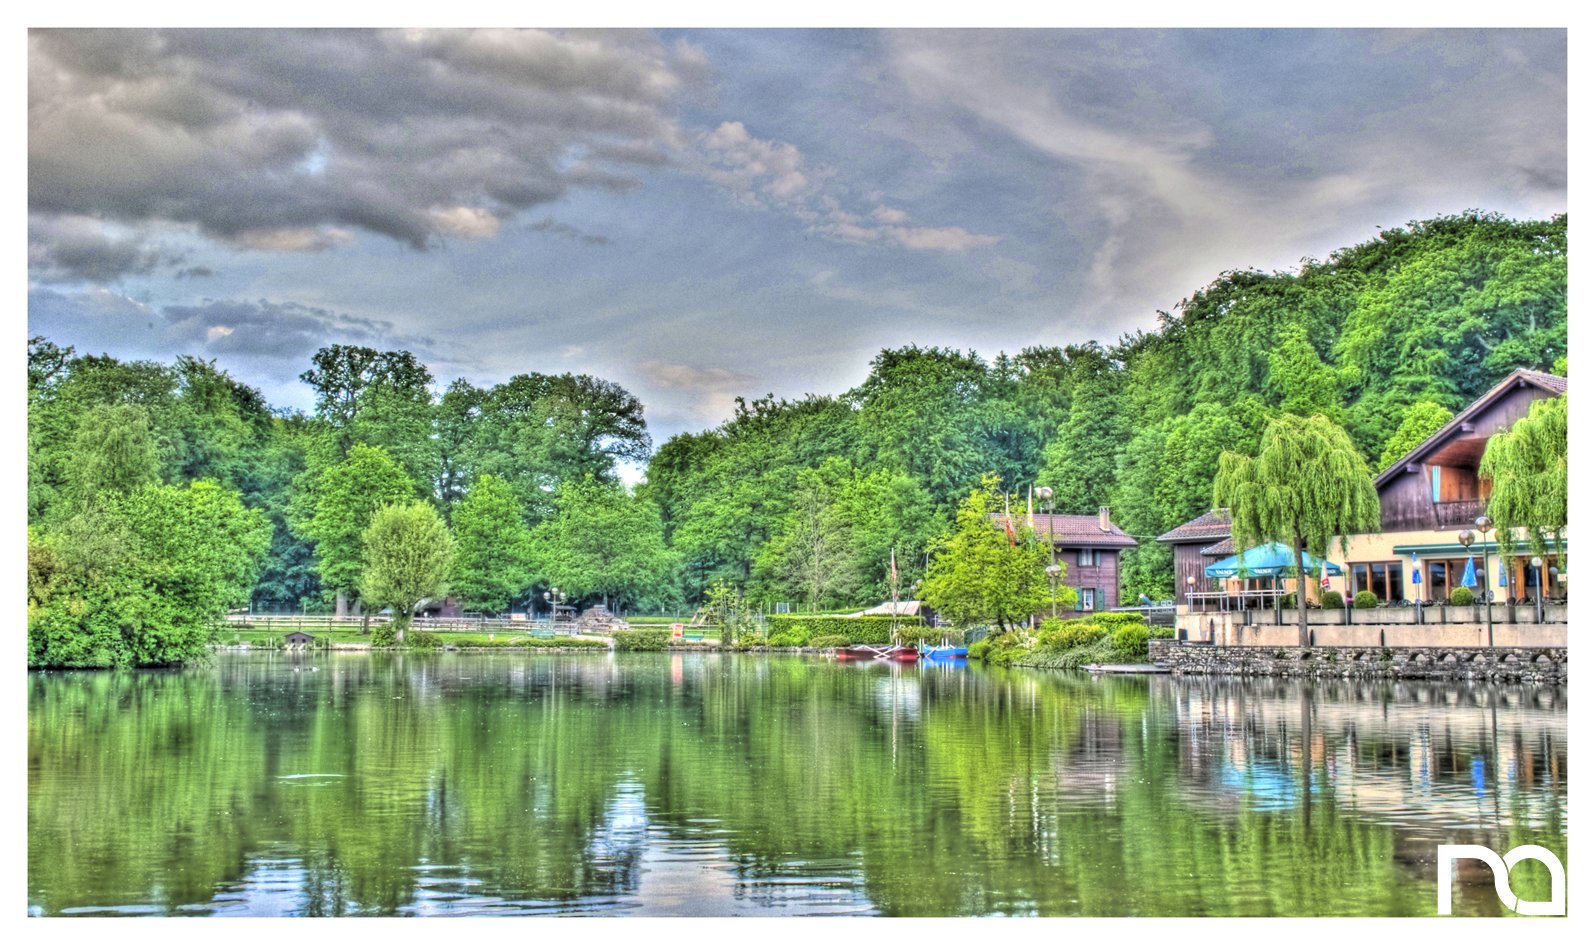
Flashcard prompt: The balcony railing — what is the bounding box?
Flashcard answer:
[1432,498,1488,528]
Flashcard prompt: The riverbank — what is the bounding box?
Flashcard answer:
[1148,639,1567,683]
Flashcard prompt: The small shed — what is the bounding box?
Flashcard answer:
[284,631,316,646]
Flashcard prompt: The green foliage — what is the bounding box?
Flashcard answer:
[293,443,418,603]
[448,474,536,613]
[369,623,398,647]
[765,628,810,647]
[763,615,911,645]
[533,477,679,612]
[612,630,673,651]
[1319,590,1345,610]
[1378,400,1453,470]
[1449,586,1476,606]
[1353,590,1379,609]
[1267,322,1345,419]
[1035,343,1123,513]
[29,481,272,668]
[59,403,162,514]
[1109,623,1152,659]
[1479,394,1567,559]
[1036,619,1107,651]
[359,501,455,643]
[921,475,1054,630]
[808,634,849,649]
[1215,413,1381,645]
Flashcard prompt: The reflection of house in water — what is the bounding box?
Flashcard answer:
[1158,678,1566,831]
[1052,710,1131,800]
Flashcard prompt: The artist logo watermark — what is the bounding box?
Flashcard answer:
[1437,844,1566,916]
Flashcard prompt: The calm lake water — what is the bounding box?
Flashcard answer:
[28,651,1565,917]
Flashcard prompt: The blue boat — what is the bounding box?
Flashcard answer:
[921,645,967,660]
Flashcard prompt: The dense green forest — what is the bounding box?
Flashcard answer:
[27,212,1567,665]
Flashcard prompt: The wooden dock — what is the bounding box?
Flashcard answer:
[1087,663,1171,675]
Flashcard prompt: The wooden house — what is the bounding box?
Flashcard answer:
[998,507,1137,612]
[1156,509,1234,599]
[284,631,315,646]
[1334,367,1567,603]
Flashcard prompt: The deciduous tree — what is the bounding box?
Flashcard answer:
[1214,414,1380,646]
[360,501,455,644]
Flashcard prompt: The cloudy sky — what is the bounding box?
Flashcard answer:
[28,27,1567,449]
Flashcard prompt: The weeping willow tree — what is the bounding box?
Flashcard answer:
[1214,414,1381,646]
[1479,394,1567,561]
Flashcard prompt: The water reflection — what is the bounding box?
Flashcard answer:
[28,653,1565,916]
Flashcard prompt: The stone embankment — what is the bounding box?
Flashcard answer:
[1148,639,1565,683]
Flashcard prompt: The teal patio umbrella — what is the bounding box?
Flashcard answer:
[1204,542,1345,579]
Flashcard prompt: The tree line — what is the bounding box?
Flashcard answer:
[26,211,1567,666]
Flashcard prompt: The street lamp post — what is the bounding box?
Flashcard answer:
[1046,563,1063,618]
[1475,516,1496,648]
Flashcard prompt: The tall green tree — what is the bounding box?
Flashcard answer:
[920,476,1057,631]
[1214,414,1381,646]
[59,402,162,514]
[533,477,679,612]
[291,444,417,614]
[1479,395,1567,560]
[28,480,271,668]
[1035,343,1124,514]
[448,474,536,614]
[1377,400,1454,470]
[300,345,438,487]
[360,502,455,644]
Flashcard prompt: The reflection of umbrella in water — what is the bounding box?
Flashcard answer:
[1461,555,1478,588]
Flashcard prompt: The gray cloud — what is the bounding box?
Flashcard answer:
[28,28,707,279]
[29,289,456,408]
[697,119,999,253]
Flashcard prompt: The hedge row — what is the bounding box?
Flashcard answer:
[612,630,673,651]
[763,615,923,646]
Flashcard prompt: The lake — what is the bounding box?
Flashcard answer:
[27,651,1565,917]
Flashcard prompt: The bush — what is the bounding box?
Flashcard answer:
[765,628,809,648]
[407,630,442,649]
[764,614,916,645]
[810,634,849,649]
[612,629,672,651]
[1353,590,1379,609]
[1449,586,1476,606]
[1319,590,1345,610]
[1037,619,1107,651]
[1281,593,1297,609]
[369,623,397,647]
[1110,623,1152,660]
[1090,612,1150,629]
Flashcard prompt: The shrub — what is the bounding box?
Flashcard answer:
[1110,623,1152,660]
[1353,590,1379,609]
[1319,590,1345,610]
[966,636,995,661]
[1091,612,1150,629]
[407,630,442,649]
[731,634,765,652]
[1449,586,1476,606]
[369,623,397,647]
[1281,593,1297,609]
[765,628,810,648]
[810,634,849,649]
[1037,619,1107,651]
[764,615,916,645]
[612,629,672,651]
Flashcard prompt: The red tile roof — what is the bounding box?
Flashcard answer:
[1156,509,1232,544]
[989,512,1138,548]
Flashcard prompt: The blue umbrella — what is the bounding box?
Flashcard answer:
[1460,555,1477,588]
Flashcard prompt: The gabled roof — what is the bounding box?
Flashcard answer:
[990,512,1138,548]
[1156,509,1232,544]
[1373,367,1567,488]
[1199,537,1237,557]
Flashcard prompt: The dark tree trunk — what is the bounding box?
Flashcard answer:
[1293,526,1311,648]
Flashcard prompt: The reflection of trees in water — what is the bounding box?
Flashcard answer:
[28,655,1567,916]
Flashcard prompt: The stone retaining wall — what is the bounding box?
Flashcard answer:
[1148,638,1566,683]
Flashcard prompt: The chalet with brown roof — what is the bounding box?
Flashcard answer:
[994,506,1137,612]
[1156,509,1233,598]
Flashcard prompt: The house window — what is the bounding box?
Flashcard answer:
[1080,588,1096,611]
[1350,561,1405,602]
[1077,549,1100,567]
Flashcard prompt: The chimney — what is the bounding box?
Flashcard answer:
[1098,505,1111,532]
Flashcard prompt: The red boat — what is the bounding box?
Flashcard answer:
[834,645,919,661]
